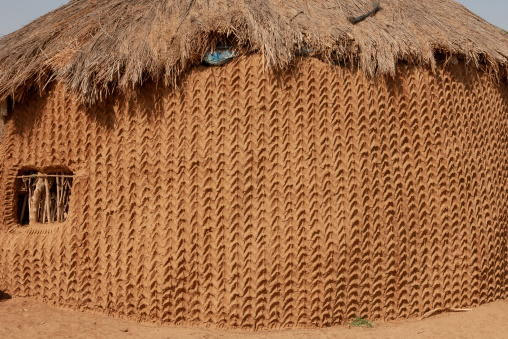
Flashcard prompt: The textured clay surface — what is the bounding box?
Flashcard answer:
[0,56,507,329]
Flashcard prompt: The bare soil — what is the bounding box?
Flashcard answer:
[1,297,507,339]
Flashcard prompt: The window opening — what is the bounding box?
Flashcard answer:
[17,171,73,225]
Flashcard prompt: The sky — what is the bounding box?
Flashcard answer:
[0,0,507,37]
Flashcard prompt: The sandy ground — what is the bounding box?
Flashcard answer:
[1,297,507,339]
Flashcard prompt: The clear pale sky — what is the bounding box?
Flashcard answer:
[0,0,507,37]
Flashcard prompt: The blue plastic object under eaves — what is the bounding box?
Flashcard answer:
[204,46,237,66]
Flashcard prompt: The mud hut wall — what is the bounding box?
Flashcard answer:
[0,55,507,328]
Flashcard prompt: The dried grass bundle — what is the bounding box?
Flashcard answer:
[0,0,507,104]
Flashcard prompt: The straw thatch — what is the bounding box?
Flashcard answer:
[0,0,507,104]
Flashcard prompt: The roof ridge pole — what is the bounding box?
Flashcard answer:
[349,0,381,24]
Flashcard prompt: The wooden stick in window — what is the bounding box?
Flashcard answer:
[44,178,51,223]
[29,176,44,225]
[56,176,61,222]
[20,194,28,224]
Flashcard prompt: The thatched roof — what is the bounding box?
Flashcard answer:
[1,0,508,104]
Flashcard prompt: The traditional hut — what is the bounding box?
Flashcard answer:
[0,0,508,329]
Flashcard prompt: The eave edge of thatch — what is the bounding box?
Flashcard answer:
[1,0,508,105]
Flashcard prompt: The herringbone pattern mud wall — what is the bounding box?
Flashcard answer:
[0,56,507,329]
